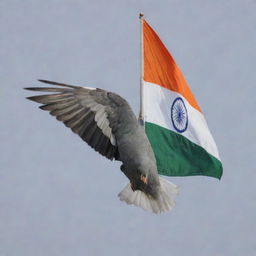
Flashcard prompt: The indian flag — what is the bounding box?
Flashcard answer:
[142,19,223,179]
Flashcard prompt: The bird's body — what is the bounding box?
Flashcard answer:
[105,93,159,196]
[25,80,177,213]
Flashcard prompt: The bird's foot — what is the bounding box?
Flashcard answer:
[140,174,148,184]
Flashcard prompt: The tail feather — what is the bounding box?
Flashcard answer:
[118,177,178,214]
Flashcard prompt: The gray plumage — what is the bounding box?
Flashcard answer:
[25,80,177,213]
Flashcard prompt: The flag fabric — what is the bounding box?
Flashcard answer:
[142,19,223,179]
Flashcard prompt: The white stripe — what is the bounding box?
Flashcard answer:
[143,81,220,160]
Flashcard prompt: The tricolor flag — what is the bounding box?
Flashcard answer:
[141,18,223,179]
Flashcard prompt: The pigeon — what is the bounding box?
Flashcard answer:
[25,80,178,213]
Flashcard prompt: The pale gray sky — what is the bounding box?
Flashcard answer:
[1,1,255,255]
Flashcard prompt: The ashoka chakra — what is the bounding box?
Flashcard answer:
[171,97,188,133]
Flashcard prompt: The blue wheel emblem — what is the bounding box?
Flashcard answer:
[171,97,188,133]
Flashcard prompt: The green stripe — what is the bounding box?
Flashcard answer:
[145,122,223,179]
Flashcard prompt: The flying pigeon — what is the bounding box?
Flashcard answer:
[25,80,178,213]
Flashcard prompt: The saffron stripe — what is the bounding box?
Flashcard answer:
[143,19,201,112]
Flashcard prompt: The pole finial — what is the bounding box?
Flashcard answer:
[139,13,144,19]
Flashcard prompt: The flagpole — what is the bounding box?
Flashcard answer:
[139,12,144,126]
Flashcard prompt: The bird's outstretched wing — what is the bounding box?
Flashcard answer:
[25,80,120,160]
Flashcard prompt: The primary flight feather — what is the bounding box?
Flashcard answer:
[25,79,177,213]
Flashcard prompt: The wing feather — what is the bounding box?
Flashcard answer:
[25,81,119,160]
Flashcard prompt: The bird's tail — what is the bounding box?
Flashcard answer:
[118,177,178,214]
